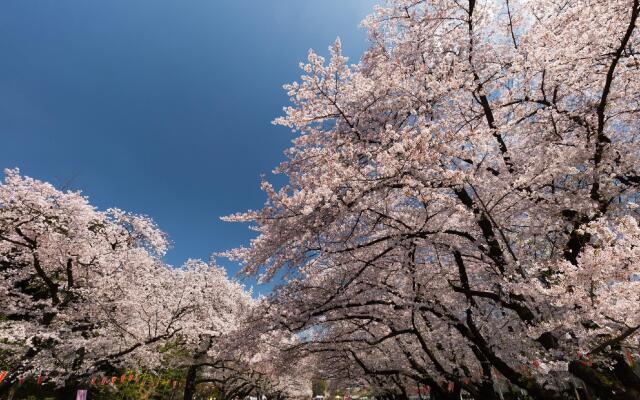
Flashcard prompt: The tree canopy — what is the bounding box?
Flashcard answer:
[225,0,640,398]
[2,0,640,399]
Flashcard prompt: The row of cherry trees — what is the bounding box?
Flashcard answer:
[2,0,640,399]
[0,169,310,399]
[226,0,640,399]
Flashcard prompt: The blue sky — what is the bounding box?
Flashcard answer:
[0,0,375,291]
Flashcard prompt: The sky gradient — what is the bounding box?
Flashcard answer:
[0,0,376,291]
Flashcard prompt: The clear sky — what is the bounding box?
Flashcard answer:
[0,0,376,291]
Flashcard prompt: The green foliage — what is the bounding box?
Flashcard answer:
[312,379,327,397]
[87,369,184,400]
[4,368,186,400]
[0,338,203,399]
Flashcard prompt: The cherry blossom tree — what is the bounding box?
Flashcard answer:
[0,169,252,399]
[0,168,170,380]
[177,260,254,400]
[225,0,640,398]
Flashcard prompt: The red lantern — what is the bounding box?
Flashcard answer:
[447,381,454,393]
[578,353,592,367]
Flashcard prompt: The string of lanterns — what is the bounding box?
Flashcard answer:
[0,370,181,389]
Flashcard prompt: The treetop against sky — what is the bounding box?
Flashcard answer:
[0,0,376,286]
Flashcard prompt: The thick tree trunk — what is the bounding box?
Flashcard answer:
[613,353,640,392]
[54,384,78,399]
[6,385,17,400]
[569,360,640,400]
[476,380,499,400]
[183,364,199,400]
[183,335,213,400]
[0,380,13,398]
